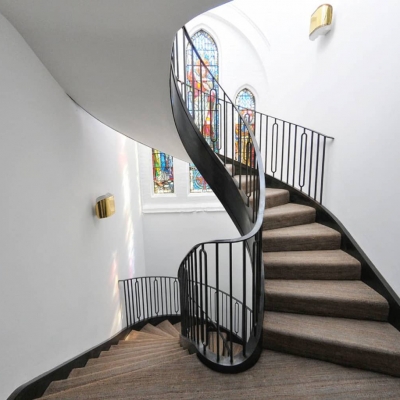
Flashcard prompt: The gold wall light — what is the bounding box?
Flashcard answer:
[95,193,115,219]
[310,4,333,41]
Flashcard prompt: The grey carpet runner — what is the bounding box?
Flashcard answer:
[38,321,400,399]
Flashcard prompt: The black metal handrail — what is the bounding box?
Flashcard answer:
[119,277,180,327]
[174,81,334,204]
[171,27,265,372]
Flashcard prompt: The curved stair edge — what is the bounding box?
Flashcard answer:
[265,173,400,331]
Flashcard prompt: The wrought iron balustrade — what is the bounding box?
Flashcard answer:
[119,276,180,327]
[171,27,265,372]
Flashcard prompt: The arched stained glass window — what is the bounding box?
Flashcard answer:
[152,149,174,194]
[186,29,219,193]
[236,88,255,112]
[235,88,256,164]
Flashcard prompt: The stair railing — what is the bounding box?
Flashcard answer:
[171,27,265,372]
[243,107,334,204]
[119,277,180,327]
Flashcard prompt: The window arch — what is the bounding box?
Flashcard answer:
[186,29,219,193]
[236,88,256,112]
[235,88,256,164]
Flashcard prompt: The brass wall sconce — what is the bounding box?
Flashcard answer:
[95,193,115,219]
[310,4,333,41]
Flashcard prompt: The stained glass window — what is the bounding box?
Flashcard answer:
[235,89,256,165]
[189,162,211,193]
[186,30,219,194]
[152,149,174,194]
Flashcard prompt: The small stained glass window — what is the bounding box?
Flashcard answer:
[186,30,219,194]
[235,89,256,164]
[189,163,212,193]
[152,149,174,194]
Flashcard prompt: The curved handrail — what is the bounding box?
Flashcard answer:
[171,27,265,371]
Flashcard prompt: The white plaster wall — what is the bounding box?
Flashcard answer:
[137,143,240,278]
[0,13,146,399]
[185,0,400,298]
[227,0,400,295]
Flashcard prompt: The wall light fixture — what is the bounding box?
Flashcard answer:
[95,193,115,219]
[310,4,333,41]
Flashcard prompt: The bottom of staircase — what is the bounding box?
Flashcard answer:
[33,319,400,399]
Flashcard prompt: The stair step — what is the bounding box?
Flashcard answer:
[140,323,176,338]
[265,280,389,321]
[264,250,361,280]
[43,348,188,396]
[208,331,228,356]
[263,311,400,377]
[105,339,178,357]
[263,223,341,252]
[156,320,180,338]
[117,337,176,346]
[69,348,183,378]
[263,203,315,230]
[250,188,290,210]
[173,322,181,334]
[39,354,197,400]
[89,342,180,365]
[100,340,177,357]
[265,188,290,209]
[232,342,243,356]
[233,174,257,194]
[125,330,167,341]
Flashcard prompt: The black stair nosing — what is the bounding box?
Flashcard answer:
[264,174,400,332]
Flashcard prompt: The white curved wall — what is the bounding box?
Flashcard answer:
[0,0,230,161]
[228,0,400,296]
[0,13,146,398]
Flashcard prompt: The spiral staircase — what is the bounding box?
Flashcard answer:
[9,26,400,400]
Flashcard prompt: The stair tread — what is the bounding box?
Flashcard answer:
[250,188,290,209]
[265,280,389,320]
[264,250,360,267]
[263,223,341,252]
[118,337,177,345]
[264,222,340,238]
[90,342,180,364]
[140,323,175,338]
[39,354,197,399]
[265,280,388,305]
[173,322,181,334]
[43,349,188,396]
[264,250,361,280]
[69,348,184,378]
[125,330,167,341]
[100,341,177,357]
[264,311,400,354]
[156,320,180,338]
[263,203,316,230]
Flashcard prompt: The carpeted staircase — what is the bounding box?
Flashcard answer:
[34,186,400,398]
[260,187,400,377]
[36,319,400,398]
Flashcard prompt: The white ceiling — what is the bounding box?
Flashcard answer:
[0,0,229,160]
